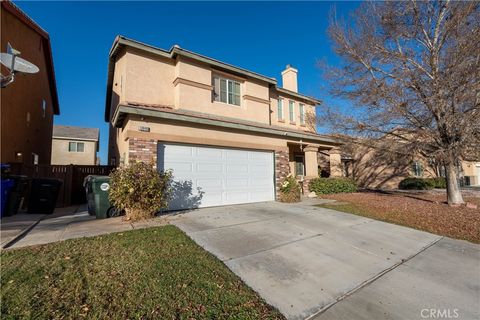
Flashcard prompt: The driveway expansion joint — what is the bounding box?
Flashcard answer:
[223,233,324,262]
[305,235,444,320]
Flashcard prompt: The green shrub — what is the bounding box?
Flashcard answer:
[427,177,447,189]
[279,175,301,203]
[398,177,435,190]
[109,162,172,221]
[309,178,357,195]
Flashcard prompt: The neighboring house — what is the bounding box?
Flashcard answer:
[105,36,341,210]
[51,125,99,165]
[334,137,479,189]
[461,161,480,187]
[1,1,60,165]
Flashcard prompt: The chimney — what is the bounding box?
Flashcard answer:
[281,64,298,92]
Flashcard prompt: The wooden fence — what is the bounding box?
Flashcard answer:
[7,164,116,207]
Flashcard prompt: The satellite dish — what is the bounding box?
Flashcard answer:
[1,43,40,88]
[0,53,39,74]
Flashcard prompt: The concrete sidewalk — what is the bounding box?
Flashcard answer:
[7,206,172,249]
[1,213,46,248]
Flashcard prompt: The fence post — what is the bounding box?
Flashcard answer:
[65,165,74,206]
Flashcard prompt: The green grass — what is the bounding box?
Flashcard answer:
[1,225,284,320]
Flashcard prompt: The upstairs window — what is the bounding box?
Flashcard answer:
[213,76,241,106]
[277,99,284,120]
[289,101,295,122]
[69,142,85,152]
[299,104,305,125]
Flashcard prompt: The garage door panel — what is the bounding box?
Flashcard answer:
[197,163,224,174]
[226,165,249,176]
[226,150,249,161]
[196,148,223,159]
[226,178,249,188]
[168,162,194,173]
[158,143,274,210]
[196,178,223,189]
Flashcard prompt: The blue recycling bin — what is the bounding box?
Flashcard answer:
[1,179,14,218]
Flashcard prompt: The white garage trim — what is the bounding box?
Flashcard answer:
[158,143,275,210]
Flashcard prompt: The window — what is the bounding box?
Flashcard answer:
[277,99,284,120]
[412,161,423,177]
[294,155,305,176]
[41,99,46,118]
[213,76,241,106]
[299,104,305,125]
[68,142,85,152]
[289,101,295,122]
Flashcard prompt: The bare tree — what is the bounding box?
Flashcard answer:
[321,0,480,205]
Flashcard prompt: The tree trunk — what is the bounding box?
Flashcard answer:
[445,162,464,205]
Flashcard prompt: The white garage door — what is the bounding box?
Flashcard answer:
[157,143,275,210]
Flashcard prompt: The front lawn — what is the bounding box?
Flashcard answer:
[316,191,480,243]
[1,225,283,319]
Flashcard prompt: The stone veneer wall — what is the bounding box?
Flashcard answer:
[128,138,157,166]
[275,150,290,200]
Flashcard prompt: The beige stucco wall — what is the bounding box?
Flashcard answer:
[124,115,289,155]
[113,49,317,131]
[51,138,97,165]
[124,48,175,107]
[269,91,316,133]
[344,142,437,189]
[462,161,480,186]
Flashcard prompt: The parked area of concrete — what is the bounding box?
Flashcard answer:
[4,206,170,249]
[3,201,478,320]
[1,213,46,248]
[172,202,480,320]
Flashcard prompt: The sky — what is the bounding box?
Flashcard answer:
[15,1,360,164]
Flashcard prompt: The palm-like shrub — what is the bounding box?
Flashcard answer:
[109,162,172,221]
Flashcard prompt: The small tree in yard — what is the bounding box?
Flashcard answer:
[109,162,172,221]
[321,1,479,205]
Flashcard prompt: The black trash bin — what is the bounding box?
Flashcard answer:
[28,178,62,214]
[84,175,95,216]
[4,175,29,216]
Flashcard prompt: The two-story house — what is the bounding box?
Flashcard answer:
[105,36,341,210]
[51,125,100,165]
[1,1,60,166]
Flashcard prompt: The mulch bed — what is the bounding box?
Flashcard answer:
[319,191,480,243]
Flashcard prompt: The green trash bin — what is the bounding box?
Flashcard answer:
[84,175,112,219]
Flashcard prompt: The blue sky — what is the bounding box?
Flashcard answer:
[16,1,359,164]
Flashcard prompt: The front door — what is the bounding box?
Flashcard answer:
[294,155,305,177]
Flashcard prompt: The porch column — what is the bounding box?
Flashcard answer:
[304,145,319,178]
[329,147,342,177]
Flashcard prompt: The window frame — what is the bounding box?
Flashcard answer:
[289,100,295,123]
[412,161,423,177]
[213,76,241,106]
[68,141,85,153]
[277,99,284,120]
[299,103,305,125]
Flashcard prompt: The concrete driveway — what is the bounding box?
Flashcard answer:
[172,201,480,320]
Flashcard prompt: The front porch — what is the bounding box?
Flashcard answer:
[286,142,343,193]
